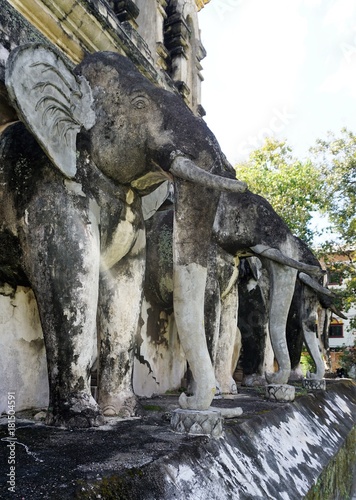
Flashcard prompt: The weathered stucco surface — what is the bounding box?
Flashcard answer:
[0,286,48,414]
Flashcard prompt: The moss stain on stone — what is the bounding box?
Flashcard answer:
[305,425,356,500]
[75,467,164,500]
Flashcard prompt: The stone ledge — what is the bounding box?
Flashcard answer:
[1,381,355,499]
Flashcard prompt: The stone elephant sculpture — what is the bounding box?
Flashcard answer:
[238,257,340,386]
[145,206,241,396]
[144,193,332,391]
[0,44,246,426]
[214,190,334,384]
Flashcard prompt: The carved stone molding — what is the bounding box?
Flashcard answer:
[303,378,327,391]
[195,0,211,11]
[6,0,158,82]
[164,11,190,61]
[266,384,296,402]
[171,409,223,437]
[174,80,190,100]
[156,0,168,17]
[156,41,169,71]
[110,0,139,28]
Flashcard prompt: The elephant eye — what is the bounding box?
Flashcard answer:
[131,96,148,109]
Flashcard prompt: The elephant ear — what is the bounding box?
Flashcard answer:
[5,44,95,178]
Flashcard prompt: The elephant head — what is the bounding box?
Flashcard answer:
[4,43,247,420]
[7,44,246,193]
[213,190,334,385]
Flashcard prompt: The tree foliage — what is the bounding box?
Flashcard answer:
[234,138,325,244]
[234,133,355,326]
[310,128,356,246]
[309,128,356,326]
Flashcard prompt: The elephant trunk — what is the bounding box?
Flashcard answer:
[329,304,348,320]
[251,245,325,278]
[170,156,247,193]
[298,272,335,297]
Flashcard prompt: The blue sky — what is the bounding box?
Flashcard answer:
[198,0,356,165]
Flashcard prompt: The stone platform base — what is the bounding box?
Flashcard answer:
[171,409,223,437]
[1,381,355,499]
[303,378,326,390]
[266,384,295,402]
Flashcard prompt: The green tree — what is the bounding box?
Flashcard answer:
[234,134,355,326]
[235,138,325,244]
[310,128,356,327]
[310,127,356,246]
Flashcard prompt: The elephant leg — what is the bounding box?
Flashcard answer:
[302,292,325,379]
[204,249,221,394]
[304,329,325,379]
[215,259,241,394]
[174,264,216,409]
[263,260,297,384]
[21,190,102,427]
[97,229,145,417]
[173,181,219,410]
[215,284,239,395]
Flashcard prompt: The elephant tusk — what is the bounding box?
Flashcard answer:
[329,304,348,320]
[251,244,325,278]
[298,272,335,297]
[170,156,247,193]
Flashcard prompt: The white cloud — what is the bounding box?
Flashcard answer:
[323,0,356,31]
[199,0,356,163]
[320,56,356,99]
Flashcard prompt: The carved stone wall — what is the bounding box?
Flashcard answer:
[0,0,207,112]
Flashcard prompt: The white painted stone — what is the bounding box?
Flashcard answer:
[100,208,137,271]
[174,263,217,410]
[141,181,170,220]
[0,287,48,414]
[211,406,243,418]
[133,301,187,397]
[165,386,355,499]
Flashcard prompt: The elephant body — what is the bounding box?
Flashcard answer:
[0,122,145,426]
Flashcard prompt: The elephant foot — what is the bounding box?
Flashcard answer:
[46,392,104,428]
[219,378,238,395]
[99,391,138,418]
[288,367,304,382]
[179,385,216,411]
[242,374,267,387]
[265,369,290,385]
[306,370,325,380]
